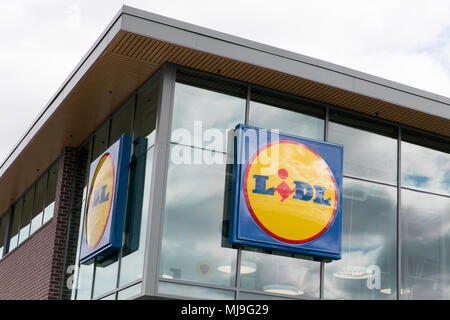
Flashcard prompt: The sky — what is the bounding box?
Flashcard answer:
[1,0,450,164]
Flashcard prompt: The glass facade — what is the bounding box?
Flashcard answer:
[0,159,59,259]
[69,64,450,300]
[71,71,161,300]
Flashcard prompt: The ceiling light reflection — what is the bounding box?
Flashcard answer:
[217,261,257,274]
[263,284,304,296]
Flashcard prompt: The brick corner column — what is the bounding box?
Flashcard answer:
[48,147,87,300]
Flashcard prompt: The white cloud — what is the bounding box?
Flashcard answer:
[0,0,449,165]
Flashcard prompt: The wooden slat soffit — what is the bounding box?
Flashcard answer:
[109,31,450,138]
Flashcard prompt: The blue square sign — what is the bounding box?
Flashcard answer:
[80,134,132,264]
[229,124,343,260]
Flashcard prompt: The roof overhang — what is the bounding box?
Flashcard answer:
[0,5,449,214]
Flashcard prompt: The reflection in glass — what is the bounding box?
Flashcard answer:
[99,293,116,300]
[18,187,34,245]
[171,83,246,152]
[109,97,134,145]
[239,249,320,298]
[75,263,94,300]
[43,161,58,224]
[0,213,8,258]
[324,178,397,300]
[328,122,397,184]
[92,123,109,161]
[134,74,160,147]
[402,142,450,196]
[237,291,294,300]
[8,200,22,252]
[30,173,47,235]
[159,145,237,287]
[248,101,324,141]
[92,256,119,299]
[119,148,154,286]
[401,190,450,299]
[158,281,235,300]
[117,283,142,300]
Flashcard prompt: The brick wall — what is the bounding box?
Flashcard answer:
[0,147,87,300]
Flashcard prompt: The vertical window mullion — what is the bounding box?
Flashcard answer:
[397,127,402,300]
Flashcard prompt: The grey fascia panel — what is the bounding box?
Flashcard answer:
[354,79,450,119]
[120,9,449,120]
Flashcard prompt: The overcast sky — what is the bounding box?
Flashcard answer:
[1,0,450,164]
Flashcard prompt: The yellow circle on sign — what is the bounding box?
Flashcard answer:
[244,140,337,243]
[86,153,115,249]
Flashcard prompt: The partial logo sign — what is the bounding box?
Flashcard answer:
[230,124,343,259]
[85,153,115,250]
[80,134,132,264]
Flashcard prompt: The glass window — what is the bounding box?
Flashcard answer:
[43,160,59,224]
[8,199,22,252]
[75,263,94,300]
[402,141,450,196]
[158,281,235,300]
[92,122,109,161]
[18,186,34,245]
[249,90,325,141]
[30,172,47,235]
[159,145,237,287]
[119,148,154,286]
[171,76,246,153]
[133,74,160,148]
[109,96,134,145]
[328,121,397,185]
[99,293,116,300]
[239,249,320,299]
[92,255,119,299]
[237,291,294,300]
[324,178,397,300]
[117,283,142,300]
[401,189,450,299]
[0,213,8,258]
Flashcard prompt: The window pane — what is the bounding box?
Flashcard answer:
[239,249,320,299]
[109,96,134,145]
[119,148,154,286]
[43,160,59,224]
[401,190,450,299]
[158,281,235,300]
[117,283,142,300]
[93,255,119,299]
[171,82,246,153]
[18,186,34,245]
[238,291,294,300]
[92,122,109,160]
[133,74,160,148]
[324,178,397,300]
[75,263,94,300]
[8,199,22,252]
[159,145,237,287]
[30,172,47,235]
[249,90,324,141]
[328,122,397,184]
[0,213,8,258]
[99,293,116,300]
[402,141,450,196]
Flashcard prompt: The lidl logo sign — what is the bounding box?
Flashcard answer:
[230,124,343,259]
[80,134,132,264]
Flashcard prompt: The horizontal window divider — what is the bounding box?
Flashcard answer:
[236,287,317,300]
[400,186,450,199]
[158,277,236,292]
[93,279,143,300]
[342,174,398,188]
[169,142,228,155]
